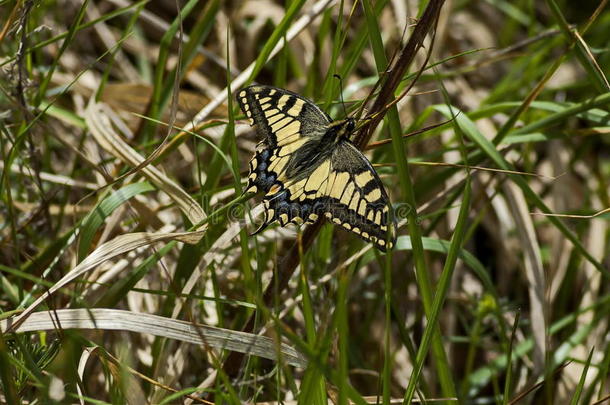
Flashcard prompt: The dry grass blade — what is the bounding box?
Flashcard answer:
[105,351,213,405]
[0,161,100,190]
[255,396,455,404]
[1,309,307,368]
[86,4,140,83]
[573,31,610,90]
[380,160,554,179]
[77,347,102,405]
[85,100,206,225]
[502,182,546,374]
[531,207,610,219]
[364,116,454,149]
[5,230,205,332]
[507,362,571,405]
[558,190,607,400]
[592,393,610,405]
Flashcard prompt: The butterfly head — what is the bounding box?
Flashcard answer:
[332,118,356,141]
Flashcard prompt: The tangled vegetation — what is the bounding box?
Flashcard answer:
[1,0,609,403]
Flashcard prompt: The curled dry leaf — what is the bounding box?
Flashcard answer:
[99,83,222,130]
[77,347,100,405]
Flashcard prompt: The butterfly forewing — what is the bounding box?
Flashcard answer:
[237,85,396,251]
[323,142,396,251]
[237,86,330,147]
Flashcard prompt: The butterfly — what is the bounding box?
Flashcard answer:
[237,85,396,251]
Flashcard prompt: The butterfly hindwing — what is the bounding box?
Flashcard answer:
[245,144,275,195]
[237,85,396,251]
[252,153,333,233]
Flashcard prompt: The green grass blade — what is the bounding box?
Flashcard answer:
[502,312,521,405]
[247,0,307,83]
[34,0,90,105]
[546,0,610,93]
[403,178,471,404]
[569,347,594,405]
[157,0,220,113]
[77,182,155,261]
[143,0,200,139]
[0,334,19,404]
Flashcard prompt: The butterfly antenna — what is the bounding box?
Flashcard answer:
[333,74,349,118]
